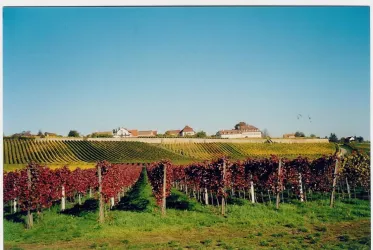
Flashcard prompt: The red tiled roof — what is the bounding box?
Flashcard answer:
[239,125,259,130]
[218,130,241,135]
[219,124,260,135]
[166,130,181,135]
[181,125,194,133]
[128,130,138,137]
[138,130,156,136]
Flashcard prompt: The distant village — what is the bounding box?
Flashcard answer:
[8,121,364,143]
[9,122,273,139]
[89,122,263,139]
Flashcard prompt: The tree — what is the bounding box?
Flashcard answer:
[328,133,338,143]
[310,134,316,138]
[262,128,270,138]
[195,131,207,138]
[234,122,247,130]
[68,130,80,137]
[295,131,305,137]
[37,130,43,136]
[356,136,364,143]
[340,137,346,144]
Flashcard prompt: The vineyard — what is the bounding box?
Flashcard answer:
[3,139,190,165]
[3,139,337,169]
[3,152,371,249]
[159,142,336,160]
[4,152,370,224]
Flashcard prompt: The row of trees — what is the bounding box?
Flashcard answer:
[328,133,365,143]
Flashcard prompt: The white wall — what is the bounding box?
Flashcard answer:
[36,137,330,144]
[220,131,262,138]
[182,131,195,136]
[241,131,262,138]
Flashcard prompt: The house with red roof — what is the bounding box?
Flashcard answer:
[217,122,262,138]
[179,125,195,136]
[165,126,195,137]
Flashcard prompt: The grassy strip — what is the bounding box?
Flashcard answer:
[116,168,157,212]
[4,191,370,250]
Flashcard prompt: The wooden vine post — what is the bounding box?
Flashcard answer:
[61,185,66,211]
[221,160,226,216]
[98,165,104,223]
[13,197,17,214]
[204,187,209,205]
[346,178,351,199]
[250,174,255,204]
[161,163,167,216]
[276,159,282,210]
[298,173,304,202]
[26,167,33,229]
[330,157,339,208]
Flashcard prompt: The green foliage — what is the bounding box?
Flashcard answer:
[329,133,338,143]
[68,130,80,137]
[340,153,370,190]
[295,131,305,137]
[356,136,364,143]
[195,131,207,138]
[90,133,113,138]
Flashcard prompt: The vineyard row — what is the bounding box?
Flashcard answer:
[4,153,369,227]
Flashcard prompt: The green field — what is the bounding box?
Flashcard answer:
[351,143,370,155]
[3,139,337,171]
[4,169,370,250]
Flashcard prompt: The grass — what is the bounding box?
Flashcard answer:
[350,142,371,155]
[4,169,371,250]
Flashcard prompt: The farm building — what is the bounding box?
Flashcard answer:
[283,133,296,139]
[180,125,195,136]
[44,132,58,137]
[217,122,262,138]
[112,128,157,137]
[138,130,158,137]
[113,128,132,138]
[165,126,195,137]
[345,136,355,143]
[128,130,139,137]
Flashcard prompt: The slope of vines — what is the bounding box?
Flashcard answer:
[3,139,190,164]
[160,142,336,160]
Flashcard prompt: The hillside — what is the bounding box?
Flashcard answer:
[3,139,191,165]
[159,142,336,160]
[3,139,336,168]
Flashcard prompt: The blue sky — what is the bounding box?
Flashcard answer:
[3,7,370,139]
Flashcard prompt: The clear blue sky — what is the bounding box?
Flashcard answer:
[3,7,370,139]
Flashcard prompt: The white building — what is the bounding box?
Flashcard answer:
[113,127,133,138]
[217,123,262,139]
[179,125,195,136]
